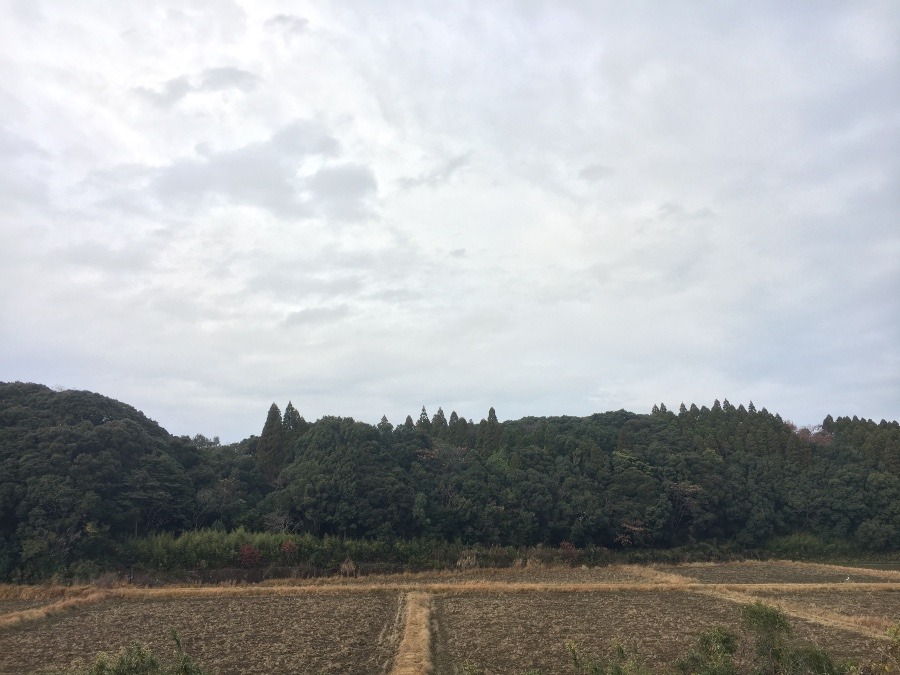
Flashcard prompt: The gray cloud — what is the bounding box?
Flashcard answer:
[264,14,308,37]
[306,164,378,221]
[197,66,261,92]
[578,164,613,182]
[135,67,261,107]
[399,153,471,190]
[57,241,155,273]
[147,121,378,220]
[283,305,350,327]
[246,271,364,302]
[1,1,897,441]
[0,127,51,210]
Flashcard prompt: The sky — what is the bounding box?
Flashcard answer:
[1,1,898,442]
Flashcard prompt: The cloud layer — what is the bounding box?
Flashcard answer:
[1,2,898,441]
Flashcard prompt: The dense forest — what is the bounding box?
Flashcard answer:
[1,381,898,581]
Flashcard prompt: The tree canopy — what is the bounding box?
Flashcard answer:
[1,380,898,580]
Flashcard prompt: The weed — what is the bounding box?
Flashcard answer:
[51,631,206,675]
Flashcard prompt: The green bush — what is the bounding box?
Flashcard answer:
[57,632,205,675]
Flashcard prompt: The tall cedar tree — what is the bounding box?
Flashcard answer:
[282,401,308,443]
[256,403,286,485]
[476,406,502,455]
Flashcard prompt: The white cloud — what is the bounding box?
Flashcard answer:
[0,1,897,440]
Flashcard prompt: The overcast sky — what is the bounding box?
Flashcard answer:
[1,1,898,442]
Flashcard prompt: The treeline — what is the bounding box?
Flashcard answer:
[1,382,898,580]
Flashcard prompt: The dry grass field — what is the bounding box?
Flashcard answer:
[0,561,896,674]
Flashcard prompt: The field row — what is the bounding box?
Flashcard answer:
[0,562,896,674]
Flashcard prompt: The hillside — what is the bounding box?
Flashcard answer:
[1,382,898,580]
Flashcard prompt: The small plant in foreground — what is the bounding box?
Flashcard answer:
[566,640,652,675]
[58,631,207,675]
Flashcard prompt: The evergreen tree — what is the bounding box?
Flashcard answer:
[282,401,308,443]
[476,407,502,455]
[416,406,432,432]
[431,407,449,438]
[448,411,468,447]
[256,403,286,485]
[378,415,393,434]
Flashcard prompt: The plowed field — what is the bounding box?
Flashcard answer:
[0,561,896,674]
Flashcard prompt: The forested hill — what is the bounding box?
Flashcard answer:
[1,381,899,580]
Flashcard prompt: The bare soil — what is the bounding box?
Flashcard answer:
[656,560,900,584]
[749,587,900,624]
[430,589,885,674]
[0,561,896,674]
[0,592,399,675]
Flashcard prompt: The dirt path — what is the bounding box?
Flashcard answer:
[390,592,433,675]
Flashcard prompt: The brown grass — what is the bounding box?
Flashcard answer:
[0,584,97,601]
[625,565,696,585]
[390,592,433,675]
[0,591,112,630]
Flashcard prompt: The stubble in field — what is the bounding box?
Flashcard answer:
[0,592,399,675]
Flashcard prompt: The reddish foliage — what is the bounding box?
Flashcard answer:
[279,540,298,563]
[238,544,262,568]
[559,540,578,561]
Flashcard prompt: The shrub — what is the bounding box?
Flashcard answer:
[279,540,298,564]
[60,632,206,675]
[566,640,653,675]
[559,541,578,563]
[237,544,262,568]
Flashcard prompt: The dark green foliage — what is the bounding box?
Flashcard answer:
[2,380,899,581]
[0,383,202,579]
[674,627,738,675]
[281,401,308,444]
[255,403,286,485]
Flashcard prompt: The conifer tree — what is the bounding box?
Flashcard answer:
[476,407,502,455]
[448,410,467,446]
[257,403,286,485]
[431,407,448,437]
[378,415,393,434]
[282,401,308,442]
[416,406,432,432]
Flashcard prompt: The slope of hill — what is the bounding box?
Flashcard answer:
[1,382,898,581]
